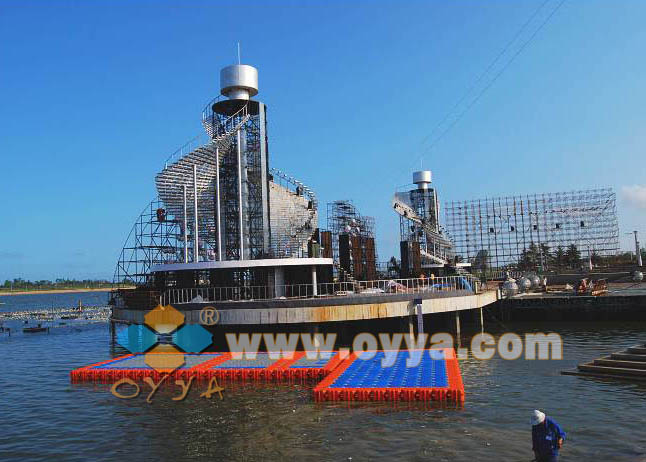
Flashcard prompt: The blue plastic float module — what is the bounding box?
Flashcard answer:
[328,350,448,389]
[288,351,335,369]
[90,353,222,369]
[210,352,278,369]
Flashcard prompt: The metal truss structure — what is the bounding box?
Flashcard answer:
[325,200,377,279]
[394,189,454,265]
[114,199,183,285]
[444,188,620,269]
[114,99,318,284]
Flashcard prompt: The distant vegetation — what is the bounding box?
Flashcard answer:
[1,278,117,292]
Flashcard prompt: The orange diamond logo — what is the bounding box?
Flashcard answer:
[144,304,185,334]
[144,344,185,372]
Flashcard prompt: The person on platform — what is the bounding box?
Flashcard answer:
[531,410,566,462]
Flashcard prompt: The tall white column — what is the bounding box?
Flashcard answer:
[236,130,244,260]
[193,164,199,263]
[311,266,318,296]
[215,147,222,261]
[635,231,643,267]
[275,267,285,297]
[183,185,188,263]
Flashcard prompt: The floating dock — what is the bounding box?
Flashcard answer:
[71,349,465,404]
[70,353,224,382]
[70,351,343,383]
[562,343,646,381]
[273,351,344,381]
[313,349,464,403]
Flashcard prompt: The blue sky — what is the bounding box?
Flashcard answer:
[1,0,644,281]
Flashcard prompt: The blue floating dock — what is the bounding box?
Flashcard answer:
[313,349,464,402]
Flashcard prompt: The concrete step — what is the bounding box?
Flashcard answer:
[578,363,646,377]
[562,369,646,382]
[627,346,646,355]
[611,352,646,362]
[594,358,646,369]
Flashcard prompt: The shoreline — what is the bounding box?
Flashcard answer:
[0,287,134,296]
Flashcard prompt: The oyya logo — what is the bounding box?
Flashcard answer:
[117,304,214,372]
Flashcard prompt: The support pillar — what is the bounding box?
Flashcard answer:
[479,307,484,333]
[193,164,199,262]
[415,297,423,336]
[408,303,415,346]
[311,266,318,296]
[183,185,188,263]
[313,324,320,348]
[215,147,222,261]
[275,267,285,298]
[455,311,461,347]
[236,130,244,260]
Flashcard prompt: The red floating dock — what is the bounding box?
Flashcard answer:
[313,349,464,403]
[272,351,345,381]
[70,353,224,383]
[70,349,466,403]
[201,352,295,382]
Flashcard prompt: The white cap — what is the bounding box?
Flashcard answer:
[531,410,546,426]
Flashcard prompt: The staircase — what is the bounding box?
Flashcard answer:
[155,103,251,237]
[563,344,646,381]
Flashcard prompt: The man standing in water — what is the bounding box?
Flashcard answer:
[531,410,566,462]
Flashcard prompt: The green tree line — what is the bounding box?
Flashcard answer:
[1,278,115,291]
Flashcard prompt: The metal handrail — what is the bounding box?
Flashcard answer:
[163,99,249,169]
[160,275,480,306]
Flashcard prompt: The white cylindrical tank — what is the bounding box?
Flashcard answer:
[413,170,432,189]
[633,271,644,282]
[220,64,259,100]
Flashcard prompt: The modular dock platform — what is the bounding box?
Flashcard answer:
[313,349,464,403]
[70,351,345,383]
[71,349,465,403]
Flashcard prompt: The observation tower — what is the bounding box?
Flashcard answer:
[114,61,333,305]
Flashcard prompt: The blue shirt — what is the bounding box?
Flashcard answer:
[532,417,566,457]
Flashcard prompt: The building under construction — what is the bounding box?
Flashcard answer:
[114,61,330,298]
[444,188,620,270]
[108,58,487,340]
[321,200,377,281]
[393,170,455,277]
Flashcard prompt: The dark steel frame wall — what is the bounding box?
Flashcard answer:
[444,188,619,269]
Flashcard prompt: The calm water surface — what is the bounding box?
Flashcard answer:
[0,291,110,312]
[0,292,645,461]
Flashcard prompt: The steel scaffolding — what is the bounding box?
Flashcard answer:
[444,188,620,270]
[325,200,377,279]
[114,199,184,285]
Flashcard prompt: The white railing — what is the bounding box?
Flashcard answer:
[161,275,480,305]
[472,269,524,280]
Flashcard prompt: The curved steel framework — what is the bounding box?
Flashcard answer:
[114,101,319,284]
